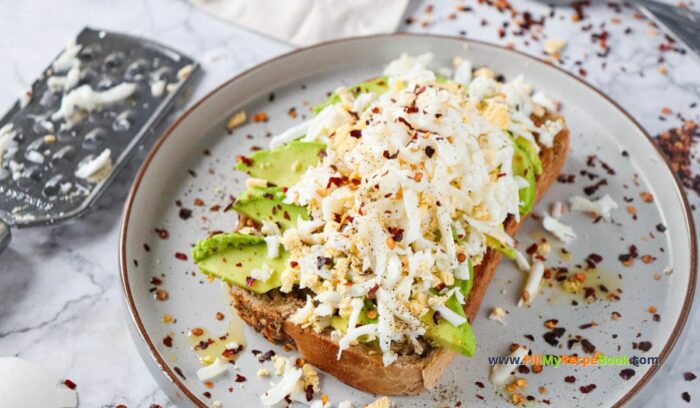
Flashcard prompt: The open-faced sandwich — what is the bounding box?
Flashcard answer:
[192,53,569,396]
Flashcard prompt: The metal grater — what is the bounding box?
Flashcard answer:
[0,27,200,252]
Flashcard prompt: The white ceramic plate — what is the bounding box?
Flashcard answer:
[119,34,696,408]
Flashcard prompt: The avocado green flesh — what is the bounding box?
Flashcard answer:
[330,309,378,334]
[312,76,390,114]
[512,143,536,216]
[192,232,287,294]
[235,140,325,188]
[457,258,474,299]
[515,137,543,176]
[233,187,308,230]
[486,235,517,260]
[421,293,476,356]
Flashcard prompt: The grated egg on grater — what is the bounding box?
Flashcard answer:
[0,27,200,252]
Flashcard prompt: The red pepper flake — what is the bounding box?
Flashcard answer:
[397,116,414,131]
[682,392,691,403]
[425,146,435,158]
[252,112,268,123]
[526,243,538,255]
[579,384,597,394]
[432,311,442,324]
[404,105,419,114]
[619,368,635,380]
[179,208,193,220]
[580,338,596,354]
[155,289,169,301]
[150,277,163,286]
[638,341,653,352]
[235,374,247,382]
[155,228,169,239]
[163,335,173,348]
[175,252,188,261]
[236,155,254,167]
[565,376,576,383]
[388,227,404,242]
[305,384,314,401]
[194,198,205,206]
[583,179,608,195]
[654,120,700,195]
[382,150,398,159]
[63,379,77,390]
[349,129,362,138]
[216,312,225,321]
[367,285,379,300]
[685,372,697,381]
[327,176,345,188]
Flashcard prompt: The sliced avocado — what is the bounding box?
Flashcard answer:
[192,232,286,294]
[233,187,308,230]
[486,235,517,260]
[422,294,476,357]
[456,258,474,299]
[514,136,543,176]
[235,140,326,188]
[312,76,390,114]
[330,308,378,334]
[312,75,453,114]
[512,143,536,215]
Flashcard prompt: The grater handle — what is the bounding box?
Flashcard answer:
[0,220,10,253]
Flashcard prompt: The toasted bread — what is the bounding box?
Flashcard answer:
[230,114,569,395]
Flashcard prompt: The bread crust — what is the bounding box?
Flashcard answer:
[230,115,569,395]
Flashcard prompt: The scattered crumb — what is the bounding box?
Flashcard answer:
[488,307,507,325]
[544,38,566,55]
[366,396,392,408]
[226,111,247,130]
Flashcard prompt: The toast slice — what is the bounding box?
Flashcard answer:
[229,114,569,396]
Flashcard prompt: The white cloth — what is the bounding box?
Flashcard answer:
[189,0,409,46]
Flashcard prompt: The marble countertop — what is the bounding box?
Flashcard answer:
[0,0,698,406]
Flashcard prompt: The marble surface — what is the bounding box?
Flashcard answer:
[0,0,698,406]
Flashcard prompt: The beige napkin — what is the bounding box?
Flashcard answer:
[189,0,409,46]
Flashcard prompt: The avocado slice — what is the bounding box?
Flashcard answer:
[486,235,517,260]
[514,136,542,176]
[192,232,287,294]
[330,307,378,334]
[312,75,453,114]
[235,140,326,188]
[421,293,476,357]
[512,143,536,215]
[456,258,474,299]
[233,187,308,230]
[312,76,390,114]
